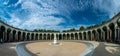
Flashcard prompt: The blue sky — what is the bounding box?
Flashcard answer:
[0,0,120,31]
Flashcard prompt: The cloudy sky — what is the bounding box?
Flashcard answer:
[0,0,120,31]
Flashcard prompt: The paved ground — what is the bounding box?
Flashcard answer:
[0,42,18,56]
[0,41,120,56]
[92,42,120,56]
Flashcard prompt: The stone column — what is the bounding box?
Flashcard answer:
[38,34,39,40]
[101,29,103,41]
[90,31,93,41]
[119,28,120,41]
[28,33,30,41]
[103,31,105,41]
[20,32,22,41]
[24,32,27,41]
[58,33,60,40]
[50,33,51,40]
[115,24,117,41]
[73,33,75,40]
[109,29,112,42]
[77,32,80,40]
[95,30,99,41]
[46,34,47,40]
[42,33,44,40]
[61,34,63,40]
[54,33,56,39]
[82,32,84,40]
[86,31,88,40]
[4,29,7,42]
[107,27,110,41]
[15,31,18,41]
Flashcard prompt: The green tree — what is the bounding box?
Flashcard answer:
[79,26,85,30]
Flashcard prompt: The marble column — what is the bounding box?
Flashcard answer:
[73,33,75,40]
[4,29,7,42]
[95,30,99,41]
[86,32,88,40]
[46,34,47,40]
[82,32,84,40]
[107,27,110,41]
[101,29,103,41]
[50,33,51,40]
[90,31,93,41]
[77,33,80,40]
[115,24,117,41]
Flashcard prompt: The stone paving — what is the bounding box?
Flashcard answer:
[0,41,120,56]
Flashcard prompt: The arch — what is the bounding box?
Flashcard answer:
[51,34,54,40]
[63,34,66,40]
[13,30,16,42]
[102,26,107,41]
[83,32,86,40]
[27,33,30,41]
[31,33,34,40]
[18,31,21,41]
[47,34,50,40]
[117,18,120,27]
[109,23,115,42]
[75,33,78,40]
[35,34,38,40]
[43,34,46,40]
[88,31,91,41]
[97,29,102,41]
[79,33,82,40]
[92,30,96,41]
[59,34,62,40]
[0,26,6,43]
[39,34,42,40]
[22,32,26,41]
[67,33,70,40]
[7,28,11,42]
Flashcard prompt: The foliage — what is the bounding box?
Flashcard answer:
[79,26,85,30]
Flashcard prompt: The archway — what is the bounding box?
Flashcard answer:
[109,23,115,42]
[79,33,82,40]
[71,33,74,40]
[59,34,62,40]
[7,28,11,42]
[22,32,26,41]
[35,34,38,40]
[0,26,6,42]
[88,31,91,41]
[39,34,42,40]
[27,33,30,41]
[31,33,34,40]
[63,34,66,40]
[75,33,78,40]
[92,30,96,41]
[13,30,16,42]
[97,29,101,41]
[83,32,86,40]
[18,31,21,41]
[66,34,69,40]
[102,26,107,42]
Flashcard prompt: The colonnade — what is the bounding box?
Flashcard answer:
[0,13,120,43]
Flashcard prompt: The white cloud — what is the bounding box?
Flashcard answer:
[18,16,65,30]
[1,0,120,31]
[7,14,21,27]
